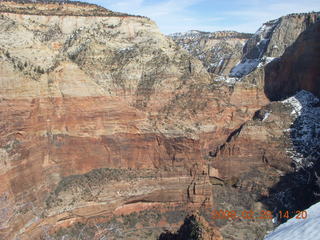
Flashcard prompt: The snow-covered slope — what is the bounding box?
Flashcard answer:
[229,19,279,77]
[264,202,320,240]
[282,90,320,168]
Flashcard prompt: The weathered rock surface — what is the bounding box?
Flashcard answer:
[179,12,320,240]
[0,1,254,239]
[230,12,320,78]
[265,21,320,100]
[207,90,320,240]
[0,1,319,240]
[0,0,134,17]
[169,30,252,76]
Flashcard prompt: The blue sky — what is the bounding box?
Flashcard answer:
[84,0,320,34]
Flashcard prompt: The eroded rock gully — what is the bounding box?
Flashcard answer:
[0,1,319,240]
[169,31,252,76]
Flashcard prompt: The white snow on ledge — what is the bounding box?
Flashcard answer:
[229,56,277,78]
[214,76,239,85]
[257,56,278,68]
[264,202,320,240]
[282,90,319,117]
[229,19,279,78]
[262,112,271,121]
[229,59,259,77]
[281,90,320,166]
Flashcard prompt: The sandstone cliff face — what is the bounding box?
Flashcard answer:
[230,12,320,78]
[166,12,320,240]
[264,21,320,100]
[210,90,320,220]
[0,1,255,239]
[0,1,319,240]
[206,15,320,239]
[169,31,252,76]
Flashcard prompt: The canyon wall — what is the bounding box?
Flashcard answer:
[0,1,319,239]
[169,31,252,76]
[0,2,250,239]
[265,21,320,100]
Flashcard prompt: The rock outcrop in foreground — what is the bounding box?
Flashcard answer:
[0,1,319,239]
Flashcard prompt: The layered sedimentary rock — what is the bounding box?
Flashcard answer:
[0,1,254,239]
[0,1,319,239]
[210,90,320,225]
[206,14,320,239]
[166,11,320,240]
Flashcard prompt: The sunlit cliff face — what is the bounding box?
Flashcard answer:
[0,1,319,239]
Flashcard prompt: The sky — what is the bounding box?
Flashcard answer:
[84,0,320,34]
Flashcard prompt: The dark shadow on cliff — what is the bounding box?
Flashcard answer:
[259,91,320,222]
[264,21,320,101]
[258,19,320,222]
[158,215,201,240]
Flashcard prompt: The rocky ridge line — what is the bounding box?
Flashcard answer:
[0,0,147,17]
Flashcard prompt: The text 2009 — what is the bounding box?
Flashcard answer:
[211,210,307,220]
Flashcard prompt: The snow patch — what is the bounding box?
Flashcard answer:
[230,19,279,78]
[229,59,259,77]
[282,90,320,166]
[282,90,319,117]
[118,46,134,52]
[168,30,206,40]
[229,56,277,78]
[262,112,271,121]
[254,20,279,58]
[214,76,239,85]
[258,57,278,68]
[264,202,320,240]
